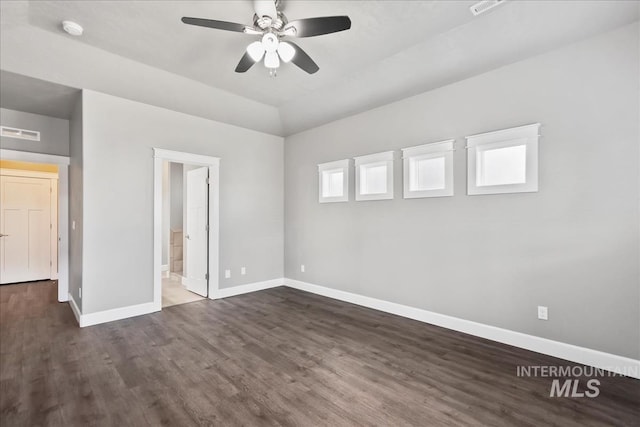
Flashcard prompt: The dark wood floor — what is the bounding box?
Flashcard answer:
[1,281,638,426]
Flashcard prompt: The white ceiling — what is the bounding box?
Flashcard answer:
[1,1,638,136]
[26,0,479,107]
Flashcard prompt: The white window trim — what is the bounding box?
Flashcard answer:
[402,139,454,199]
[466,123,540,195]
[354,151,394,201]
[318,159,349,203]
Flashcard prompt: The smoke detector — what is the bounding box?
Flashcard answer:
[470,0,507,16]
[62,20,83,36]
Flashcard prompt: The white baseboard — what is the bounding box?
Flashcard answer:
[68,293,81,325]
[66,278,283,328]
[70,300,158,328]
[161,264,170,278]
[65,276,639,379]
[210,278,284,299]
[284,278,640,379]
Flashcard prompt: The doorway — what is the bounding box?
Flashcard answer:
[153,149,220,311]
[161,161,210,307]
[0,152,69,302]
[0,161,58,284]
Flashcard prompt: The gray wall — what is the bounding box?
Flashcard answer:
[284,24,640,359]
[170,162,184,230]
[81,90,284,314]
[0,108,69,155]
[68,93,83,309]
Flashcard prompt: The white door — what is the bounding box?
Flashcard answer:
[0,176,52,284]
[184,167,208,297]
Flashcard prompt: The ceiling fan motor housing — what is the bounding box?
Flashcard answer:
[254,11,287,31]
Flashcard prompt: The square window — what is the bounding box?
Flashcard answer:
[477,144,526,186]
[410,157,445,191]
[360,162,388,195]
[411,156,445,191]
[354,151,394,201]
[322,169,344,198]
[318,159,349,203]
[402,140,454,198]
[467,124,539,195]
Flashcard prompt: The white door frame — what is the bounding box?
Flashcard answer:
[152,148,220,311]
[0,149,70,302]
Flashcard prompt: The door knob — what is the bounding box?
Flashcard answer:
[185,234,190,240]
[0,234,8,237]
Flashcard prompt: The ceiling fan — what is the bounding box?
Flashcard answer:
[181,0,351,75]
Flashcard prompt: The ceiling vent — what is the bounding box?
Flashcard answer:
[0,126,41,141]
[470,0,506,16]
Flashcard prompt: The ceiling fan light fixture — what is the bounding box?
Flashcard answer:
[261,32,279,52]
[277,41,295,63]
[247,41,265,62]
[264,51,280,69]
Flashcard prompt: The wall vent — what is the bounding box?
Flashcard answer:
[470,0,506,16]
[0,126,41,141]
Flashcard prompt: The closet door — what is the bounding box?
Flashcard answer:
[0,176,52,284]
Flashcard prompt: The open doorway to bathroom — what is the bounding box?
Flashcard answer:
[161,160,209,308]
[153,148,220,311]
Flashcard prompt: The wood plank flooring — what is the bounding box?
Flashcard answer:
[1,281,638,426]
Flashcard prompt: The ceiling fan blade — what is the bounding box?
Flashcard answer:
[181,17,251,33]
[253,0,277,18]
[287,42,319,74]
[284,16,351,37]
[235,51,257,73]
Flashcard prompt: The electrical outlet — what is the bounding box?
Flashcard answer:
[241,267,246,275]
[300,264,305,273]
[537,306,548,320]
[225,269,231,279]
